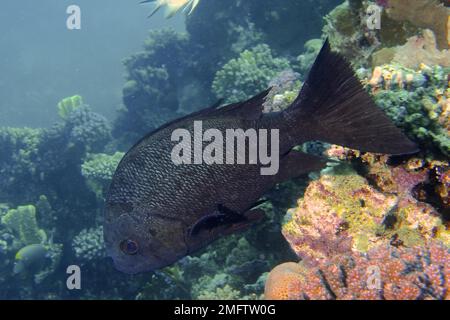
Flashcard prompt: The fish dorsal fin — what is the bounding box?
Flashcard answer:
[127,99,224,150]
[128,89,270,151]
[212,88,271,120]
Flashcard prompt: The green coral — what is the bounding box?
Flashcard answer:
[366,64,450,156]
[1,205,46,247]
[81,152,124,198]
[212,44,291,103]
[0,127,42,177]
[296,38,323,75]
[57,95,84,120]
[81,152,124,183]
[197,285,242,300]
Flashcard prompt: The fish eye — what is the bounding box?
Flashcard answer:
[120,239,139,255]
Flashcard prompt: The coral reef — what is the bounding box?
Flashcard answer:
[385,0,449,50]
[363,63,449,156]
[373,30,450,69]
[296,39,323,75]
[283,155,449,262]
[322,1,380,66]
[72,226,105,263]
[262,69,302,113]
[113,29,198,147]
[1,0,449,301]
[265,241,449,300]
[57,95,83,120]
[65,105,111,152]
[212,44,290,104]
[1,205,46,247]
[81,152,125,199]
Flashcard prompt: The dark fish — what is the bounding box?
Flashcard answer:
[104,40,418,274]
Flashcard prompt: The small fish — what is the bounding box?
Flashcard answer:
[104,40,418,274]
[141,0,200,18]
[13,244,48,274]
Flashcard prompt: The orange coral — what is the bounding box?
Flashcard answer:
[264,262,306,300]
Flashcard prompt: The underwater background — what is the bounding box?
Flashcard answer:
[0,0,449,300]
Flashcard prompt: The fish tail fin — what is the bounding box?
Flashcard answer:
[284,39,418,155]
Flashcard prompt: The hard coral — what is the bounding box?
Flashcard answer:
[1,205,46,247]
[363,63,450,156]
[264,262,307,300]
[81,152,125,199]
[265,242,449,300]
[212,44,290,104]
[72,226,105,263]
[386,0,449,50]
[283,158,450,265]
[374,30,450,69]
[282,168,396,264]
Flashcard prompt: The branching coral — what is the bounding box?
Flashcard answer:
[212,44,290,104]
[114,29,198,147]
[363,63,449,156]
[0,127,43,201]
[72,226,105,263]
[65,105,111,152]
[81,152,124,198]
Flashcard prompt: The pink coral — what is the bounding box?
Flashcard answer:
[283,149,449,266]
[265,242,450,300]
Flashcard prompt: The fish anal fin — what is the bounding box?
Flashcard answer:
[275,150,327,183]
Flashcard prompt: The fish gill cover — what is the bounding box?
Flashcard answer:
[0,0,448,300]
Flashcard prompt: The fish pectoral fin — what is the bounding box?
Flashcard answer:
[222,208,266,236]
[275,150,327,183]
[189,204,248,237]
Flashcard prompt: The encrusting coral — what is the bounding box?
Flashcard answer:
[282,163,449,263]
[385,0,449,50]
[373,30,450,69]
[265,241,449,300]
